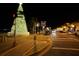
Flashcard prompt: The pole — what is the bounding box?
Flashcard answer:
[13,19,16,47]
[33,20,37,54]
[33,34,36,54]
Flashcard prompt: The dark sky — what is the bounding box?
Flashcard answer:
[0,3,79,32]
[23,3,79,28]
[0,3,18,32]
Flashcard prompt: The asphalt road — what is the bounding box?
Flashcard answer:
[0,34,52,56]
[44,32,79,56]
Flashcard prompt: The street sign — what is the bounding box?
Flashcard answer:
[41,21,46,26]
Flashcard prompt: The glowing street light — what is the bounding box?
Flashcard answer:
[36,23,40,27]
[70,24,75,28]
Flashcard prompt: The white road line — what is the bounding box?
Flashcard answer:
[52,47,79,51]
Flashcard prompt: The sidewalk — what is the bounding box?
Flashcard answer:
[0,36,14,54]
[0,34,52,56]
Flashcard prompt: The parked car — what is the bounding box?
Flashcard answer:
[44,27,51,35]
[75,30,79,36]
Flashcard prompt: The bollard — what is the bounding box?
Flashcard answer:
[33,35,37,54]
[13,35,16,47]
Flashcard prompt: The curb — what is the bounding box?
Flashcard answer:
[0,43,33,56]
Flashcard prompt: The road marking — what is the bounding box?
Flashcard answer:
[52,47,79,51]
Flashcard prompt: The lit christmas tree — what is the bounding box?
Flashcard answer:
[10,3,29,36]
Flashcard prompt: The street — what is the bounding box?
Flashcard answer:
[44,32,79,56]
[0,34,52,56]
[1,31,79,56]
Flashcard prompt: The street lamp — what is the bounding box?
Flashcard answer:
[36,22,40,34]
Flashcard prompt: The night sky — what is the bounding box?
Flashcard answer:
[0,3,18,32]
[23,3,79,27]
[0,3,79,32]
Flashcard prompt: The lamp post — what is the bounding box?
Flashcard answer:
[36,22,40,34]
